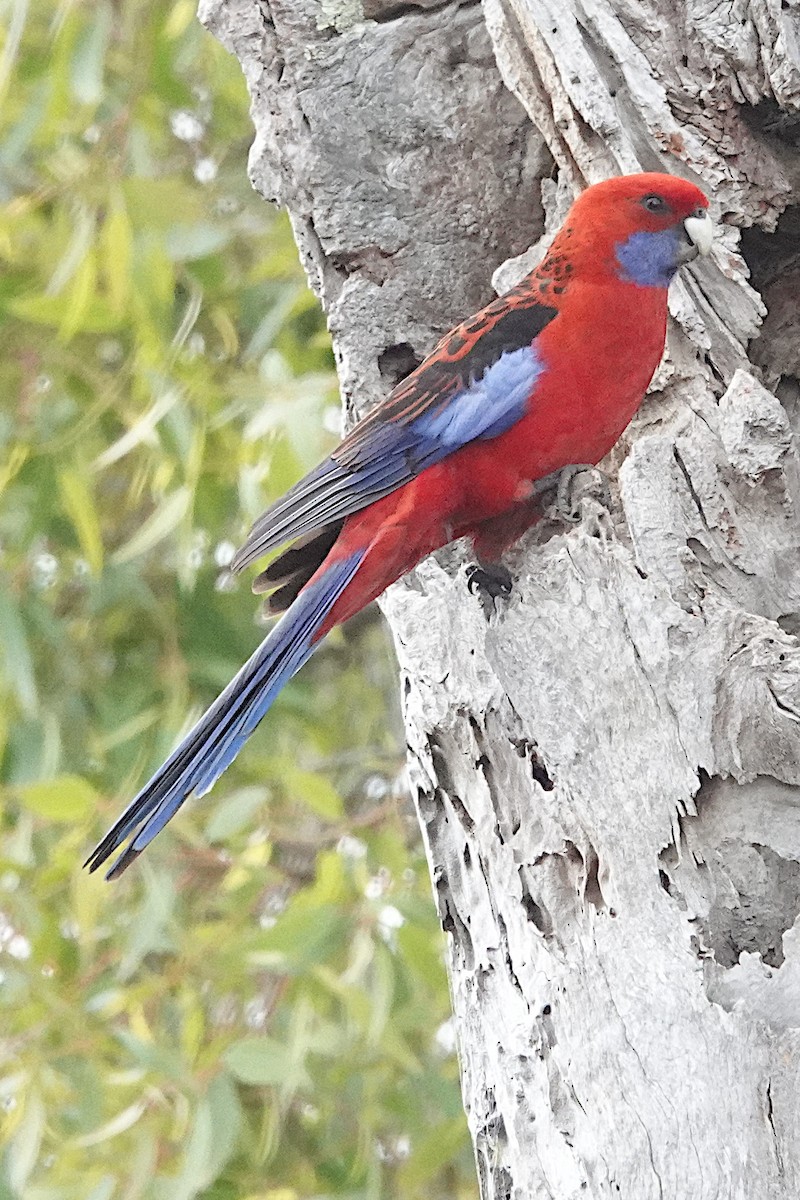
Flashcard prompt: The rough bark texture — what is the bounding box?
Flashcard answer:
[200,0,800,1194]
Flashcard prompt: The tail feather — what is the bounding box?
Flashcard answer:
[85,550,364,879]
[253,522,344,615]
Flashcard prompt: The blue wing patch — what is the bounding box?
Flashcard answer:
[411,345,544,449]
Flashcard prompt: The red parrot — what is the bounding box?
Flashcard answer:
[87,171,712,878]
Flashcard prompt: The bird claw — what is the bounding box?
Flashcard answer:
[532,464,611,524]
[466,562,513,617]
[467,562,513,598]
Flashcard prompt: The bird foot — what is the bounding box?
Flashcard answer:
[533,464,611,524]
[466,561,513,618]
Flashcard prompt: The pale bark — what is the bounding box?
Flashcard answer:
[201,0,800,1195]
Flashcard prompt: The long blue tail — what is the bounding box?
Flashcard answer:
[85,550,364,879]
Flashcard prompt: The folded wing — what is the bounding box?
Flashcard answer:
[232,288,557,574]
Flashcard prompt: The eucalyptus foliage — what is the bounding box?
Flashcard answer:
[0,2,473,1195]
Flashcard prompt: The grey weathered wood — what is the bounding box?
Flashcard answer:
[201,0,800,1194]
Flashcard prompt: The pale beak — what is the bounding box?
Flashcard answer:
[683,209,713,257]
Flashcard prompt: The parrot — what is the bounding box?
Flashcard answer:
[86,171,712,879]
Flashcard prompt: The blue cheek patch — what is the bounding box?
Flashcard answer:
[615,228,682,288]
[412,345,545,454]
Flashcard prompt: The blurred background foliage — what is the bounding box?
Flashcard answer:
[0,1,474,1195]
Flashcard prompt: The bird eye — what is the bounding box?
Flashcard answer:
[642,194,668,214]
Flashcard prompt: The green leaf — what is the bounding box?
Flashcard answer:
[122,178,203,230]
[19,774,99,822]
[0,586,37,716]
[366,939,394,1047]
[223,1037,296,1086]
[58,467,104,574]
[74,1100,147,1147]
[170,1096,213,1199]
[204,1074,242,1181]
[86,1179,116,1200]
[283,766,344,819]
[398,1116,471,1191]
[117,867,178,980]
[165,223,231,261]
[397,922,446,989]
[6,291,121,333]
[205,786,268,842]
[111,485,191,563]
[251,903,349,973]
[71,3,111,104]
[101,198,134,316]
[8,1089,44,1195]
[113,1032,187,1081]
[59,248,99,341]
[94,386,180,468]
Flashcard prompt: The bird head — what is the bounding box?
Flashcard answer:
[557,172,712,288]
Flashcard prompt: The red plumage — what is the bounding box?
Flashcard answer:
[314,172,710,631]
[87,171,711,876]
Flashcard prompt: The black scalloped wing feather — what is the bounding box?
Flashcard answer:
[232,284,557,573]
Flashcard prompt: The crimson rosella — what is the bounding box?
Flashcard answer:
[87,171,712,878]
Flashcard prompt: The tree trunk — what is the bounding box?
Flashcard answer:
[200,0,800,1194]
